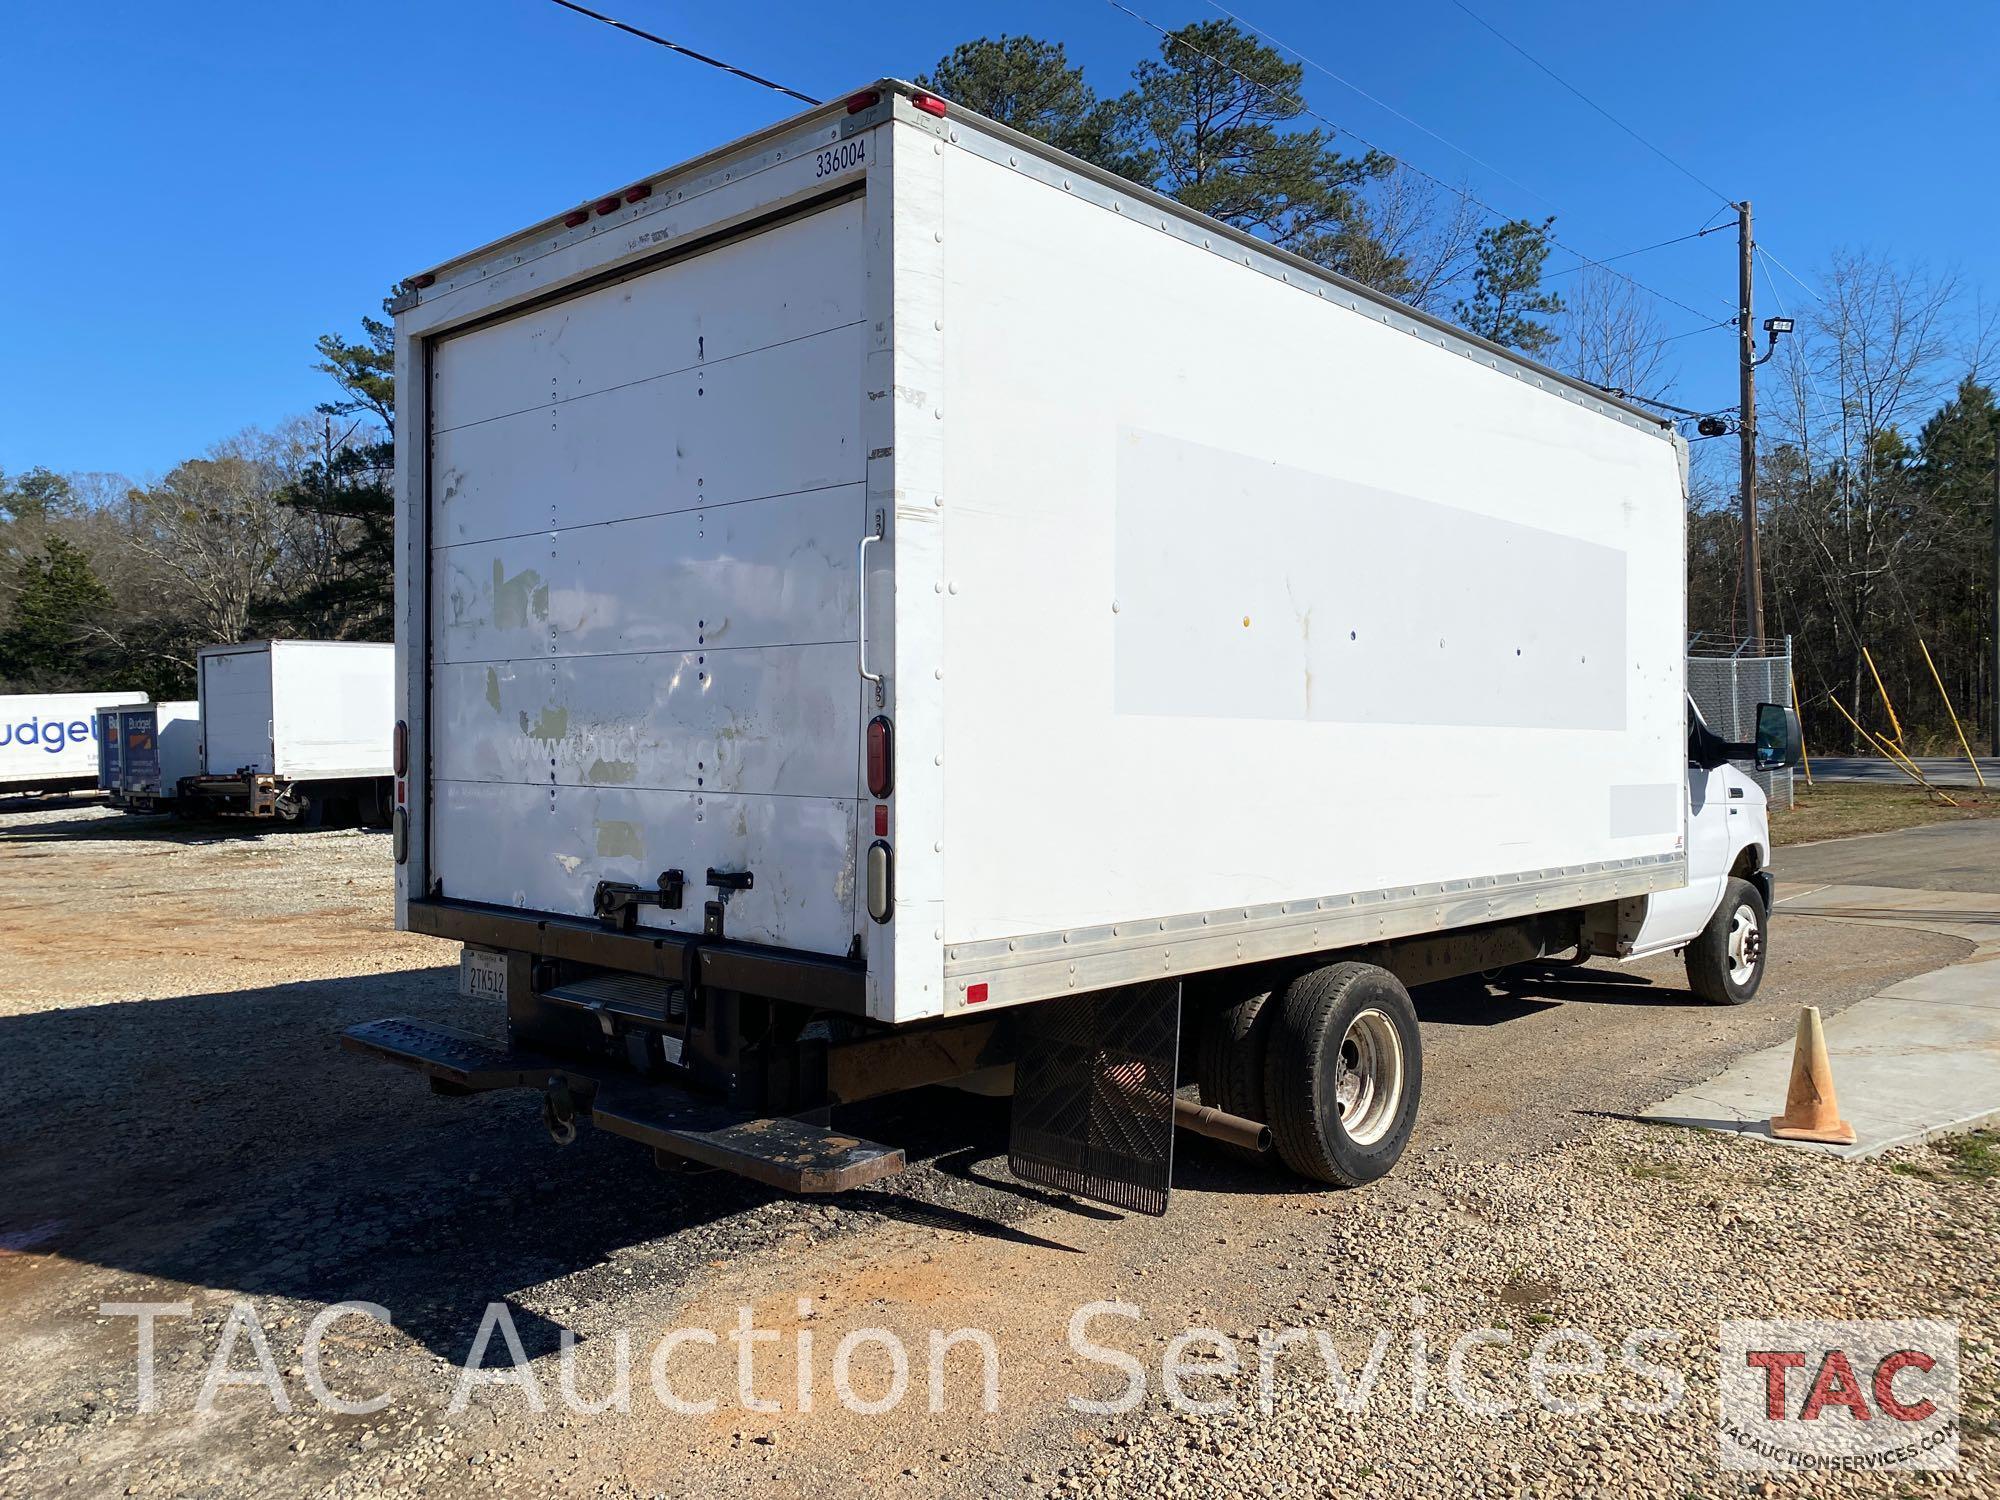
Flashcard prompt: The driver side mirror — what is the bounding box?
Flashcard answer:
[1754,703,1802,770]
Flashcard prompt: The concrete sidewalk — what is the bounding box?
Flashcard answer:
[1641,884,2000,1158]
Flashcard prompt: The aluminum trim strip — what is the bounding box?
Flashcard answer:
[941,853,1688,1013]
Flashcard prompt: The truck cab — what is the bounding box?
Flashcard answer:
[1624,698,1793,1002]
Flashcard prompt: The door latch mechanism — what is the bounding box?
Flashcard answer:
[592,868,685,931]
[703,868,754,937]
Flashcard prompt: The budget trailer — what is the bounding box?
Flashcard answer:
[1,691,146,796]
[178,640,394,825]
[95,700,200,812]
[348,80,1801,1213]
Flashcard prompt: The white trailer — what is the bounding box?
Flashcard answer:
[0,690,145,795]
[351,82,1800,1209]
[180,640,393,824]
[95,700,200,810]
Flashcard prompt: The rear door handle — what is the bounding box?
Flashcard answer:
[857,509,884,689]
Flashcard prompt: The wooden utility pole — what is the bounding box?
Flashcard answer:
[1737,200,1765,644]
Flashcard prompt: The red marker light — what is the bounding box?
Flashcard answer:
[594,195,622,217]
[623,182,652,204]
[865,715,893,798]
[910,91,947,118]
[845,90,881,114]
[409,273,436,290]
[966,982,989,1005]
[563,209,590,228]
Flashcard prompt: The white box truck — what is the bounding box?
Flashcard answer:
[180,640,394,824]
[349,82,1800,1211]
[95,700,200,811]
[1,690,145,795]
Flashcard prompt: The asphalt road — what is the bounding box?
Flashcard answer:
[1807,754,2000,787]
[1777,818,2000,893]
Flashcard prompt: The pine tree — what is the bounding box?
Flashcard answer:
[1454,217,1564,354]
[0,536,113,687]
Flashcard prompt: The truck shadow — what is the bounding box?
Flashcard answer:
[0,811,388,847]
[1413,963,1697,1020]
[0,970,1045,1364]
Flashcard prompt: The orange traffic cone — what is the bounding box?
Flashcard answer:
[1770,1006,1856,1145]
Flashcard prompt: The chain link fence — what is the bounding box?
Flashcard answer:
[1687,635,1794,809]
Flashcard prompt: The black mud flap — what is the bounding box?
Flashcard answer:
[1007,981,1181,1216]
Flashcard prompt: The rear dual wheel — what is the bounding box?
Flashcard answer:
[1196,961,1422,1186]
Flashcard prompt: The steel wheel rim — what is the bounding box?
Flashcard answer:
[1726,905,1761,985]
[1334,1007,1404,1147]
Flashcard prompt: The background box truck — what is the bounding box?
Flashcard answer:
[347,81,1799,1212]
[95,700,200,811]
[1,690,145,795]
[180,640,394,825]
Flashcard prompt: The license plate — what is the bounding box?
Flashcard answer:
[459,949,509,1001]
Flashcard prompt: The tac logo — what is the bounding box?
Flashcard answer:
[1719,1318,1959,1472]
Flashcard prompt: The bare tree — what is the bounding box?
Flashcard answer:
[1552,267,1676,399]
[1357,167,1483,314]
[127,420,328,664]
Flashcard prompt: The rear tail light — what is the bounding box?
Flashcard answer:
[865,715,892,798]
[393,719,408,777]
[866,840,892,922]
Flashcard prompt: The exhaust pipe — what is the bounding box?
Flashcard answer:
[1172,1098,1271,1154]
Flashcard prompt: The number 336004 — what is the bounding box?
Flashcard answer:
[815,140,866,178]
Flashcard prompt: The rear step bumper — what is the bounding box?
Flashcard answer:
[342,1017,905,1194]
[404,897,867,1014]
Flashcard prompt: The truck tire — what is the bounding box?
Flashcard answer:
[1195,989,1274,1158]
[1264,963,1420,1186]
[1684,876,1767,1005]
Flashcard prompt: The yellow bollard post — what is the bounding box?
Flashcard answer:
[1918,638,1986,790]
[1790,676,1813,786]
[1826,695,1958,806]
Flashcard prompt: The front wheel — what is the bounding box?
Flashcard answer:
[1264,963,1421,1186]
[1684,876,1767,1005]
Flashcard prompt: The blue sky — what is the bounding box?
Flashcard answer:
[4,1,1994,482]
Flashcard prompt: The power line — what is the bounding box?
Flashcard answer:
[1201,0,1561,215]
[1757,244,1826,305]
[1659,316,1736,345]
[1101,0,1722,325]
[1448,0,1736,211]
[543,0,820,104]
[1543,224,1725,281]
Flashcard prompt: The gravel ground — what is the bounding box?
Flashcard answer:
[0,799,1991,1497]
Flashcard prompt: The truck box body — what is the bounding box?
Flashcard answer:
[196,641,393,780]
[1,691,145,793]
[96,700,200,806]
[394,83,1687,1028]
